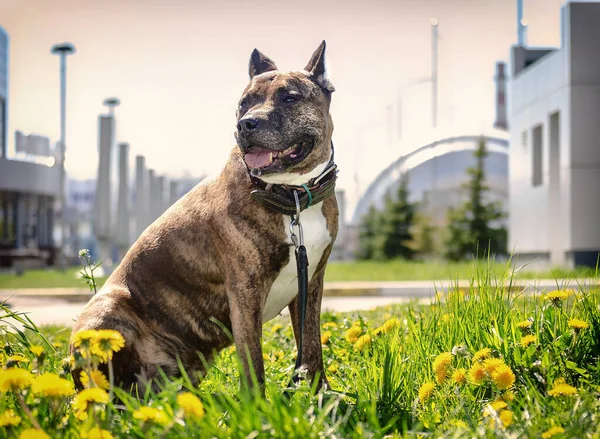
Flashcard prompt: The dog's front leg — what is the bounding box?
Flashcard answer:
[288,269,329,391]
[228,292,265,392]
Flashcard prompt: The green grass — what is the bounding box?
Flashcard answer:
[0,259,595,290]
[0,267,107,290]
[1,261,600,437]
[324,259,597,282]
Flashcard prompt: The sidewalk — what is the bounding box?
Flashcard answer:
[0,278,592,303]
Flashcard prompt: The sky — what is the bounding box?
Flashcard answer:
[0,0,566,217]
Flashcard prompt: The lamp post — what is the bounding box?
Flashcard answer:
[50,42,76,271]
[102,97,121,116]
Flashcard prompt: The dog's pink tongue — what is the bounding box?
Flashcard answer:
[244,150,272,169]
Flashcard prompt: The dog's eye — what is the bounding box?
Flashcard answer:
[239,100,248,109]
[283,95,298,103]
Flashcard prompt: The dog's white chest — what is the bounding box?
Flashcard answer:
[262,204,331,323]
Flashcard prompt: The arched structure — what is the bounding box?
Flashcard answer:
[351,135,509,226]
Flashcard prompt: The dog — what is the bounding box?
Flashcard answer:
[70,41,339,393]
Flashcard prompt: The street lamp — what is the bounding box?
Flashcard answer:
[102,97,121,116]
[50,42,76,271]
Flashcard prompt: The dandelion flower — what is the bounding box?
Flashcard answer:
[499,410,513,428]
[345,326,362,343]
[81,428,114,439]
[468,363,486,385]
[452,368,467,385]
[483,358,504,375]
[546,290,569,304]
[73,387,109,412]
[451,419,468,429]
[548,383,577,397]
[381,317,400,332]
[0,368,33,392]
[321,331,332,345]
[418,382,435,402]
[80,370,110,390]
[327,364,338,373]
[0,409,21,427]
[520,334,537,347]
[133,406,169,426]
[490,400,508,412]
[31,373,74,397]
[18,429,50,439]
[473,348,492,362]
[433,352,452,384]
[323,322,338,330]
[177,392,205,418]
[6,354,29,366]
[355,334,371,350]
[568,319,589,331]
[502,390,515,402]
[91,330,125,361]
[492,365,516,390]
[542,426,565,438]
[516,320,533,331]
[29,345,44,357]
[73,330,99,349]
[270,324,283,333]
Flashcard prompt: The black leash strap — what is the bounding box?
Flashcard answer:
[289,191,309,376]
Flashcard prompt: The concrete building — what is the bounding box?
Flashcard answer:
[508,1,600,268]
[0,26,60,268]
[0,26,7,158]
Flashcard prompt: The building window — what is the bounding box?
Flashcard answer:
[532,124,543,187]
[521,130,528,149]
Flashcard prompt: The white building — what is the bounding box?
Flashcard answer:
[509,1,600,268]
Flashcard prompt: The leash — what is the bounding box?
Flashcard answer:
[289,190,309,377]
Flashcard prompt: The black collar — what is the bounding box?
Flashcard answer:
[248,143,338,215]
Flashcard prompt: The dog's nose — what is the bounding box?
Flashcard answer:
[237,117,259,132]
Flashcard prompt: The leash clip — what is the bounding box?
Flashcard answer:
[289,190,304,248]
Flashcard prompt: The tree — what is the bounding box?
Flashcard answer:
[357,205,383,260]
[379,176,417,260]
[413,213,437,258]
[445,136,507,261]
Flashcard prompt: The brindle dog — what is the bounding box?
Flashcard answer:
[70,41,338,393]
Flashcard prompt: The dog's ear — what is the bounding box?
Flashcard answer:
[304,40,335,93]
[249,49,278,79]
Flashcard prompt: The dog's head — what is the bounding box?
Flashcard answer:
[235,41,335,184]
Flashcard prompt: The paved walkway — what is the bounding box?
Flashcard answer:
[1,278,592,327]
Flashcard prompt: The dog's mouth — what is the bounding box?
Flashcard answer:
[244,140,313,171]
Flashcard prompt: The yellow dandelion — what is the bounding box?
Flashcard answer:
[546,290,569,304]
[451,368,467,384]
[321,331,332,345]
[345,326,362,343]
[336,348,348,357]
[355,334,372,350]
[53,342,63,349]
[29,345,44,357]
[432,352,452,374]
[542,426,565,439]
[418,382,435,402]
[483,357,504,375]
[492,364,516,390]
[0,368,33,392]
[177,392,205,418]
[548,383,577,397]
[73,330,98,348]
[516,320,533,331]
[441,313,452,324]
[18,429,50,439]
[91,329,125,361]
[6,354,29,366]
[0,409,21,427]
[73,387,109,412]
[520,334,536,347]
[133,406,169,425]
[81,428,114,439]
[31,372,74,397]
[270,324,283,333]
[502,390,515,402]
[499,410,513,428]
[490,400,508,412]
[435,368,448,385]
[327,363,338,373]
[473,348,492,362]
[450,419,468,429]
[80,370,110,390]
[468,363,486,385]
[323,322,338,330]
[381,317,400,332]
[568,319,589,331]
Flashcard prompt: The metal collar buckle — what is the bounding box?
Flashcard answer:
[289,190,303,248]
